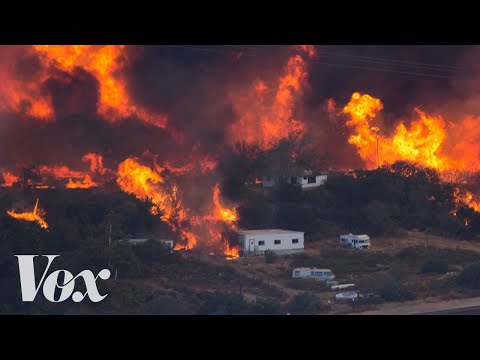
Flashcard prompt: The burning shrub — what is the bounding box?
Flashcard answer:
[287,292,323,314]
[421,260,449,274]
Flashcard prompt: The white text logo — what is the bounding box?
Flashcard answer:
[15,255,111,303]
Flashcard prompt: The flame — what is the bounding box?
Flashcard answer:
[31,45,167,127]
[228,46,312,150]
[7,198,49,229]
[66,174,98,189]
[342,92,480,177]
[82,153,106,175]
[211,184,238,223]
[1,171,19,187]
[116,158,239,258]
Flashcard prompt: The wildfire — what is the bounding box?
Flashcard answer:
[228,46,313,150]
[116,158,239,258]
[82,153,107,175]
[342,92,480,173]
[7,198,49,229]
[66,174,98,189]
[1,171,19,187]
[25,45,168,127]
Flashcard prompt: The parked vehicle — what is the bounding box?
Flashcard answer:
[331,283,355,291]
[340,233,371,249]
[292,267,335,281]
[335,291,358,300]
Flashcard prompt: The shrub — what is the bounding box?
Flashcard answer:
[264,250,277,264]
[457,263,480,289]
[287,292,323,314]
[379,282,416,302]
[198,291,248,315]
[251,297,283,315]
[421,260,449,274]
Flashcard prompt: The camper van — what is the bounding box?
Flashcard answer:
[340,233,371,249]
[292,267,335,281]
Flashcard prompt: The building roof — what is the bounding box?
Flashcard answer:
[238,229,304,235]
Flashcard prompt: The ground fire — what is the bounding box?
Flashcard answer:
[7,198,49,229]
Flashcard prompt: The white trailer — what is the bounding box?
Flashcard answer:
[238,229,304,256]
[340,233,371,249]
[292,267,335,281]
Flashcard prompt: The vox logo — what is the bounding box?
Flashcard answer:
[15,255,111,303]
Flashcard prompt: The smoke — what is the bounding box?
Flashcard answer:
[0,45,478,176]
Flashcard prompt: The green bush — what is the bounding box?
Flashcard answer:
[287,292,323,314]
[379,282,416,302]
[457,263,480,289]
[421,260,449,274]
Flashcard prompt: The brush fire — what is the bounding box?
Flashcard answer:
[3,45,480,258]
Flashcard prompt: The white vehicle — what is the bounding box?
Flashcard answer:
[340,233,371,249]
[292,267,335,281]
[331,283,355,291]
[335,291,358,300]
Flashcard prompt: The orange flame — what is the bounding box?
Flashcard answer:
[66,174,98,189]
[228,47,312,150]
[342,92,475,173]
[82,153,106,175]
[7,198,49,229]
[116,158,239,258]
[1,171,19,187]
[32,45,168,127]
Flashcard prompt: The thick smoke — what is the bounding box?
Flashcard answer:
[0,45,477,174]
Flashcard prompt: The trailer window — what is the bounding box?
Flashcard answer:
[258,241,265,246]
[311,271,315,276]
[314,271,322,276]
[274,240,281,245]
[292,238,299,244]
[308,176,316,184]
[294,271,300,276]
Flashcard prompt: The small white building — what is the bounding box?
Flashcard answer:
[340,233,371,249]
[261,170,327,189]
[238,229,304,256]
[126,238,174,249]
[292,267,335,281]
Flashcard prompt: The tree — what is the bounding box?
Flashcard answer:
[457,263,480,289]
[379,282,416,302]
[421,260,449,274]
[251,297,282,315]
[198,291,248,315]
[287,292,323,314]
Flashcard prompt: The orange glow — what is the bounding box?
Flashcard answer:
[211,184,239,223]
[7,198,49,229]
[32,45,168,127]
[343,92,480,176]
[228,47,311,150]
[39,165,84,180]
[1,171,18,187]
[116,159,239,258]
[82,153,106,175]
[66,174,98,189]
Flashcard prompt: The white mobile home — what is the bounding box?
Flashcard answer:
[289,174,328,189]
[238,229,304,256]
[261,170,327,189]
[340,233,371,249]
[292,267,335,281]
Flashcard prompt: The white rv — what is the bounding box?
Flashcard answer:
[292,267,335,281]
[340,233,371,249]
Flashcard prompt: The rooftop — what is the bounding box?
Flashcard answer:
[238,229,304,235]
